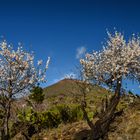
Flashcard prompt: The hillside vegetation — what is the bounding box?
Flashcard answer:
[11,79,140,140]
[31,99,140,140]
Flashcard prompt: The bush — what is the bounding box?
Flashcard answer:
[56,104,83,123]
[56,105,72,123]
[11,104,84,138]
[43,110,61,128]
[17,107,61,129]
[17,104,83,128]
[29,86,44,104]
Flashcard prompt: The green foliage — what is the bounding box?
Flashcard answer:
[42,110,61,128]
[56,104,83,123]
[56,105,72,123]
[128,90,134,95]
[71,105,83,121]
[29,86,44,104]
[116,100,128,111]
[15,104,83,134]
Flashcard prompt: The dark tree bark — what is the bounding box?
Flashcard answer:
[5,100,11,140]
[92,79,122,139]
[81,101,94,129]
[81,78,122,140]
[92,95,120,139]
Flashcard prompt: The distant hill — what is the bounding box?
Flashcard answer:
[13,78,110,110]
[43,78,109,97]
[42,78,111,111]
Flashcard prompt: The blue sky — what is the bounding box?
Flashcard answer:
[0,0,140,93]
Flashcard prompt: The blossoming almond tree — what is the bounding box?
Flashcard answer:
[0,41,50,139]
[80,31,140,139]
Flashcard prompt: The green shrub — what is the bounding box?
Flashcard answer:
[29,86,44,104]
[56,104,72,123]
[56,104,83,123]
[43,110,61,128]
[11,104,84,138]
[128,90,134,95]
[70,105,83,121]
[17,104,83,129]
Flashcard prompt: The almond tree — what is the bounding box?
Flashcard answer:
[0,41,50,140]
[80,31,140,139]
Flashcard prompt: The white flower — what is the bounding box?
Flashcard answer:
[46,57,50,69]
[0,40,50,98]
[37,60,43,65]
[39,69,42,75]
[29,79,34,84]
[80,30,140,91]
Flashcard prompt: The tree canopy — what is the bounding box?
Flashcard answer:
[80,31,140,94]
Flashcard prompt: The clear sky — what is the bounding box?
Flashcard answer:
[0,0,140,93]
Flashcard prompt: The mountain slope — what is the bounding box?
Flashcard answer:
[44,78,109,97]
[43,79,111,110]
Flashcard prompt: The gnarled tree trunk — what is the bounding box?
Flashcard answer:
[81,79,122,140]
[4,100,11,140]
[92,79,121,139]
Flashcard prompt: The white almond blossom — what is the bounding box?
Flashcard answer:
[80,31,140,93]
[46,56,50,69]
[37,60,43,66]
[0,40,50,98]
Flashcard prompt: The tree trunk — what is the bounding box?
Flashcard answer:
[81,101,94,129]
[0,128,5,140]
[92,95,120,139]
[0,102,6,140]
[91,79,122,139]
[0,101,11,140]
[80,79,122,139]
[4,100,11,140]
